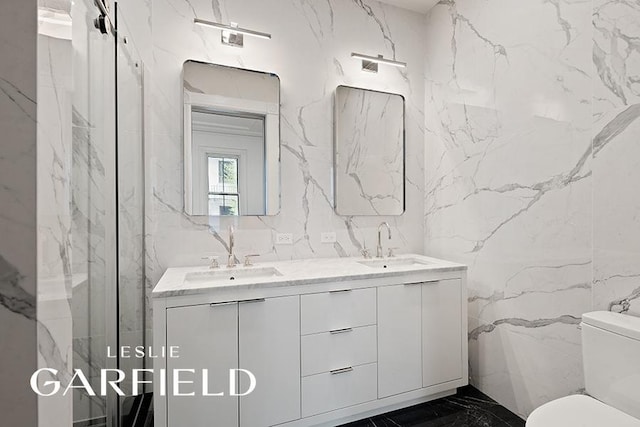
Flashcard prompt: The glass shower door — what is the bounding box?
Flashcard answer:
[71,0,118,425]
[63,1,146,425]
[114,5,148,425]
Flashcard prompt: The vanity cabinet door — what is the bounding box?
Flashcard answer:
[377,283,422,398]
[166,303,239,427]
[422,279,463,387]
[239,296,300,427]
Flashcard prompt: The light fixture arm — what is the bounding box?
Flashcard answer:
[194,18,272,42]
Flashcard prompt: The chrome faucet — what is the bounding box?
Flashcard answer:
[227,225,236,268]
[376,222,392,258]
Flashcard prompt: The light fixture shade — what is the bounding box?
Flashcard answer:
[221,23,244,47]
[351,52,407,71]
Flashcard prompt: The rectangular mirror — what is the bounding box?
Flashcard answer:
[334,86,405,216]
[183,60,280,216]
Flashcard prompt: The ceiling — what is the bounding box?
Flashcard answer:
[376,0,440,14]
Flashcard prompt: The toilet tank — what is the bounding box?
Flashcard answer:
[582,311,640,419]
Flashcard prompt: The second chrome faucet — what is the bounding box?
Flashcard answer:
[376,222,392,258]
[227,225,236,267]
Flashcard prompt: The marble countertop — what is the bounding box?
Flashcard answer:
[152,254,466,298]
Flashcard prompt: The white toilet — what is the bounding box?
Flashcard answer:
[527,311,640,426]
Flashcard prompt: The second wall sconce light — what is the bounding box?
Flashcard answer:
[194,18,271,47]
[351,52,406,73]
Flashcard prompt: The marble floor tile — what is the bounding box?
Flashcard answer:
[342,386,525,427]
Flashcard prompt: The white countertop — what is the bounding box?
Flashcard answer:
[152,254,466,298]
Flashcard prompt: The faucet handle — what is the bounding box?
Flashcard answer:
[244,254,260,267]
[387,247,399,258]
[201,255,220,269]
[360,248,371,259]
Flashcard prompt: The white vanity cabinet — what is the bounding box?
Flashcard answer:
[166,302,239,426]
[377,283,422,398]
[162,296,300,427]
[421,279,463,387]
[153,255,467,427]
[377,279,464,398]
[238,296,301,427]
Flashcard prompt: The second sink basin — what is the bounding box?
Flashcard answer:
[184,267,283,284]
[358,257,431,269]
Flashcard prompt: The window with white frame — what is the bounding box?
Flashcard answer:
[207,155,240,216]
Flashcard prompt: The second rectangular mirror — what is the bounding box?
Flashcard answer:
[183,60,280,216]
[334,85,405,216]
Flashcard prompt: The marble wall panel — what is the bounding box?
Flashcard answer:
[423,0,592,418]
[592,0,640,316]
[0,0,39,426]
[37,21,74,426]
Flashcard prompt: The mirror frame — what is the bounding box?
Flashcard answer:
[182,60,281,216]
[333,85,406,216]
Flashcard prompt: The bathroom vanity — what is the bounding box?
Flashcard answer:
[152,254,467,427]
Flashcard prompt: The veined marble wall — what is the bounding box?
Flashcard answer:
[592,0,640,315]
[37,3,74,422]
[424,0,640,419]
[423,0,592,418]
[147,0,426,341]
[0,0,39,425]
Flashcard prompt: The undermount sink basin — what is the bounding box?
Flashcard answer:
[184,267,283,284]
[357,257,431,269]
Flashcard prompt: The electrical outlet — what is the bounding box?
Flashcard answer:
[276,233,293,245]
[321,232,337,243]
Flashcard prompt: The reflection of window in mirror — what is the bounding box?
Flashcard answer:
[207,155,239,216]
[191,110,265,216]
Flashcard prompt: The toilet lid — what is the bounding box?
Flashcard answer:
[526,395,640,427]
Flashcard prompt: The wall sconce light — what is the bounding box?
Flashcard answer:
[194,18,271,48]
[351,53,406,73]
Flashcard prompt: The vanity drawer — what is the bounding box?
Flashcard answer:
[301,325,377,377]
[300,287,376,335]
[302,363,377,417]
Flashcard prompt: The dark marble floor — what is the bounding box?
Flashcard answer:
[341,386,526,427]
